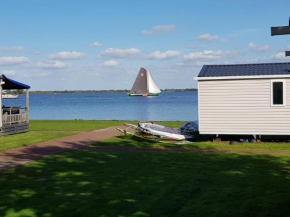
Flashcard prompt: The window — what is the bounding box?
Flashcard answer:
[271,80,286,106]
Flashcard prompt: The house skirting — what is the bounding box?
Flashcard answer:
[0,123,29,136]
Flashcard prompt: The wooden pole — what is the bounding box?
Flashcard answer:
[26,89,29,123]
[271,26,290,36]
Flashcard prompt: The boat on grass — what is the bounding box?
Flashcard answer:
[128,67,161,97]
[2,94,19,99]
[117,122,194,142]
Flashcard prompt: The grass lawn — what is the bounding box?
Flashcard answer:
[0,120,185,153]
[0,132,75,153]
[92,135,290,151]
[1,150,290,217]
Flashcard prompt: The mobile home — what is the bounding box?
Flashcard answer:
[194,62,290,138]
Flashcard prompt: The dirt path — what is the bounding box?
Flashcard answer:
[1,126,290,172]
[0,126,124,172]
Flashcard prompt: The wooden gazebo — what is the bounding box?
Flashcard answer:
[0,75,30,135]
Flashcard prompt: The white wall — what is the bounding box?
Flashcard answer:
[198,78,290,135]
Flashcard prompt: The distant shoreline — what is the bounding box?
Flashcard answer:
[29,88,197,95]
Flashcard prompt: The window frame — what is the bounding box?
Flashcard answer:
[271,79,286,107]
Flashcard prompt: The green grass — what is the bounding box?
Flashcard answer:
[92,135,290,151]
[0,120,185,153]
[1,120,127,153]
[29,120,126,132]
[0,132,75,152]
[1,150,290,217]
[29,120,184,132]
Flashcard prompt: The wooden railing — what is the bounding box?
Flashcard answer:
[2,107,29,125]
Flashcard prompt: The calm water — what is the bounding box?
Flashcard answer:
[3,92,198,121]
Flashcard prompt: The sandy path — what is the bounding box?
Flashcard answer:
[0,126,123,172]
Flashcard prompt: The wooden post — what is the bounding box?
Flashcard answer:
[271,26,290,36]
[26,89,29,123]
[0,79,3,128]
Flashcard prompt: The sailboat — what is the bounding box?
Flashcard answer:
[128,67,161,96]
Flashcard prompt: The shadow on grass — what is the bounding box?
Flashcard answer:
[91,135,290,152]
[1,146,290,217]
[91,135,219,150]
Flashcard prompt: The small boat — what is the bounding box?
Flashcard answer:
[138,123,193,140]
[128,67,161,96]
[2,94,19,99]
[118,122,193,141]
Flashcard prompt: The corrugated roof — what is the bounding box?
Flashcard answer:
[0,74,30,89]
[198,62,290,77]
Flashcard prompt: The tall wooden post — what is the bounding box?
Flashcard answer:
[0,79,2,128]
[26,89,29,123]
[271,18,290,56]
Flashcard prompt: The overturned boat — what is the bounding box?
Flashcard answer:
[138,123,193,140]
[117,122,194,141]
[128,67,161,96]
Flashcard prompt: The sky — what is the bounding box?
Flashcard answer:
[0,0,290,91]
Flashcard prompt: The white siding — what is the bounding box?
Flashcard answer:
[198,78,290,135]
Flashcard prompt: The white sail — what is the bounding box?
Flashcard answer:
[146,70,161,94]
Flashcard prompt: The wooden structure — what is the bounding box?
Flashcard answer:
[194,62,290,138]
[271,18,290,57]
[0,75,30,135]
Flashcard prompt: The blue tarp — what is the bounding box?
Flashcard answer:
[0,74,30,90]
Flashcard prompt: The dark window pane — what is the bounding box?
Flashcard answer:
[273,82,283,105]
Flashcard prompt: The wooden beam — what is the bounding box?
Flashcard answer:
[286,51,290,57]
[271,26,290,36]
[26,89,29,123]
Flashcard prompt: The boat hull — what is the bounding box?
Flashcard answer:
[148,93,160,96]
[128,93,160,97]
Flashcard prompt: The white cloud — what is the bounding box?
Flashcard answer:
[47,51,86,60]
[145,50,181,60]
[188,46,201,50]
[101,48,141,58]
[90,42,103,47]
[102,60,120,67]
[0,46,24,52]
[271,52,288,60]
[183,50,238,61]
[2,70,16,76]
[23,72,50,78]
[34,61,69,69]
[34,72,50,77]
[197,34,220,43]
[142,25,176,35]
[248,42,270,52]
[0,56,29,65]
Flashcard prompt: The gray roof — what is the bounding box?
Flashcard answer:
[198,62,290,77]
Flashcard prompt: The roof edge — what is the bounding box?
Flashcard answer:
[1,74,30,89]
[194,74,290,81]
[198,65,208,77]
[202,62,290,67]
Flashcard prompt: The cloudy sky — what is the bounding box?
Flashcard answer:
[0,0,290,91]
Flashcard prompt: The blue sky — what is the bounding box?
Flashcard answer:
[0,0,290,90]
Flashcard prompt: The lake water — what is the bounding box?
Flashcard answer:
[2,92,198,121]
